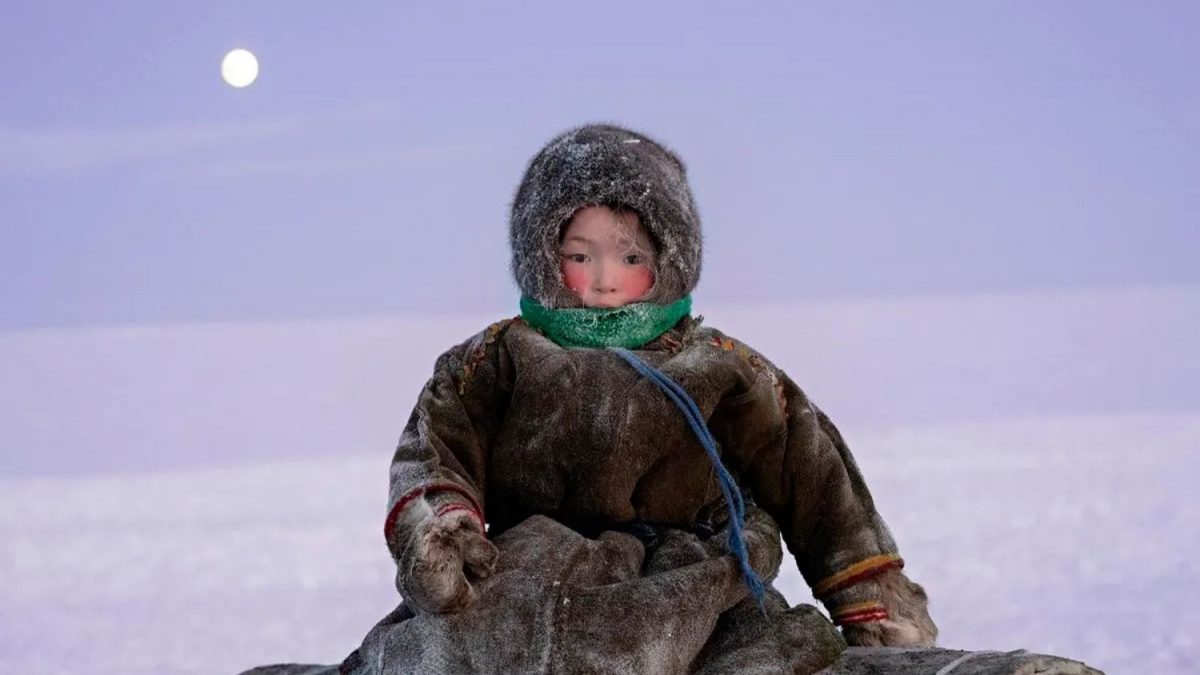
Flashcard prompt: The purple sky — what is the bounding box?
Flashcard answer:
[2,1,1197,329]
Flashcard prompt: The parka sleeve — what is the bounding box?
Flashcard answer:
[706,336,928,635]
[768,369,902,586]
[761,373,902,594]
[383,320,514,561]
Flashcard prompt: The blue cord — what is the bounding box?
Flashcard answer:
[608,347,766,610]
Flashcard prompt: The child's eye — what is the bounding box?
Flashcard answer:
[624,254,643,265]
[562,253,588,263]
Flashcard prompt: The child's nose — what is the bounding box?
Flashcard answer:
[593,264,619,292]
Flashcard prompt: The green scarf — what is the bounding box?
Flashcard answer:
[519,295,693,349]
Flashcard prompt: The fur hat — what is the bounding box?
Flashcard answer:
[509,123,703,309]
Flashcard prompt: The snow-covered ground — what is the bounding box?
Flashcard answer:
[2,287,1197,673]
[2,414,1194,674]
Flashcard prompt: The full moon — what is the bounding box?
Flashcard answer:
[221,49,259,88]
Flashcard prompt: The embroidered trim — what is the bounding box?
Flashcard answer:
[458,318,516,395]
[711,336,737,352]
[707,334,757,362]
[813,553,904,598]
[831,600,890,625]
[707,333,787,414]
[384,480,485,544]
[657,330,685,354]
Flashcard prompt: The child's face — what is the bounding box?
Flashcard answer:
[558,205,657,308]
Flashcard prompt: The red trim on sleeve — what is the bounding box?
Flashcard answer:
[384,480,485,544]
[813,555,905,599]
[833,608,891,625]
[435,503,485,533]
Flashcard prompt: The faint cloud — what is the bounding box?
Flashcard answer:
[0,100,397,176]
[141,143,475,185]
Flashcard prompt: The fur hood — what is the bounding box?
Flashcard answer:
[508,123,703,309]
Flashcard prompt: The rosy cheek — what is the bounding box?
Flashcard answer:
[622,266,655,298]
[561,264,589,295]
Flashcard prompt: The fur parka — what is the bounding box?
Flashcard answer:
[381,123,933,672]
[244,123,936,674]
[249,313,927,675]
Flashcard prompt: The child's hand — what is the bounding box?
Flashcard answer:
[700,504,784,581]
[738,504,785,581]
[394,509,499,614]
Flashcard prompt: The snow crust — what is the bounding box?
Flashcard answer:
[2,414,1194,674]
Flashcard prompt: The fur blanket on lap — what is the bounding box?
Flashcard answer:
[240,512,1102,674]
[244,509,845,674]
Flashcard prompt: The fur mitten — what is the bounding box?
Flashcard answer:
[392,507,499,614]
[825,567,938,647]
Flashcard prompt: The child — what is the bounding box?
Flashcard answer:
[369,123,935,673]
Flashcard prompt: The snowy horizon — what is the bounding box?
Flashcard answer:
[4,283,1197,475]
